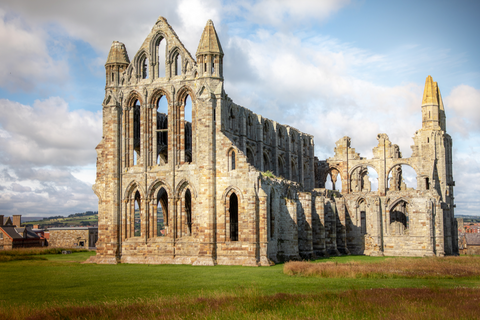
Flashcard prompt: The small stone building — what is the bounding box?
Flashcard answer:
[47,227,98,248]
[459,234,480,255]
[0,215,44,250]
[90,17,457,266]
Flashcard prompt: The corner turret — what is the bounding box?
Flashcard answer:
[196,20,224,78]
[105,41,130,87]
[421,75,446,131]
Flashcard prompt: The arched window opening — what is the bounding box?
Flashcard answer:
[350,166,378,192]
[134,191,141,237]
[278,129,283,148]
[278,156,285,178]
[211,60,215,75]
[142,57,149,79]
[133,99,141,166]
[174,52,182,76]
[111,73,114,82]
[247,115,255,140]
[359,200,366,235]
[291,160,298,182]
[264,153,271,172]
[156,96,168,165]
[247,148,255,166]
[231,151,236,170]
[157,39,166,78]
[157,188,168,236]
[325,170,341,191]
[390,201,408,235]
[387,165,417,191]
[184,95,193,163]
[229,193,238,241]
[263,122,270,144]
[185,189,192,235]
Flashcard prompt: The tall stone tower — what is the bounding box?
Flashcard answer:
[92,41,130,263]
[413,75,455,254]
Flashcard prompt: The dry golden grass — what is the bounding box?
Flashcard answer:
[1,288,479,319]
[284,255,480,278]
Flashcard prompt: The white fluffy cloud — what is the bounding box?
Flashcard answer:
[0,9,68,92]
[231,0,350,27]
[0,98,101,166]
[0,97,101,216]
[0,0,216,57]
[0,166,98,216]
[445,85,480,137]
[223,31,422,158]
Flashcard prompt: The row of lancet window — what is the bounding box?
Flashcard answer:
[124,187,190,238]
[125,188,242,242]
[139,38,185,80]
[126,94,193,167]
[325,164,421,192]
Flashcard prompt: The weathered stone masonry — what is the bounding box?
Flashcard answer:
[89,17,457,265]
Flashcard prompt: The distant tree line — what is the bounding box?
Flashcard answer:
[67,211,98,218]
[43,215,63,220]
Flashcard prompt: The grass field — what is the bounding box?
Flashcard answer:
[1,250,479,319]
[24,214,98,228]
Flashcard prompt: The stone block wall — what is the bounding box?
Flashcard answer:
[48,229,97,248]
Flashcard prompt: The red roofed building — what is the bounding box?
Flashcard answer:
[0,215,45,250]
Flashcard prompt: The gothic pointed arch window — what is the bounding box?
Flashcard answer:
[291,159,299,182]
[229,193,238,241]
[185,189,192,235]
[133,99,141,166]
[358,199,367,235]
[390,200,408,235]
[157,37,166,78]
[229,149,236,171]
[325,169,341,191]
[278,155,286,178]
[156,187,168,236]
[171,50,182,76]
[134,191,141,237]
[141,57,149,79]
[263,153,270,172]
[246,148,255,166]
[156,95,168,165]
[183,95,193,163]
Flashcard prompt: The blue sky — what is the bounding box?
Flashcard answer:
[0,0,479,217]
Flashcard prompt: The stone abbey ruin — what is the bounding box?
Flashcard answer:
[90,17,457,265]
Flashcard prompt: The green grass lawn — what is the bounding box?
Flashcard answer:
[1,251,479,310]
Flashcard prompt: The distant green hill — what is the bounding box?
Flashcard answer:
[24,213,98,228]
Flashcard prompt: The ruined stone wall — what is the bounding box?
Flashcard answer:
[48,229,93,248]
[313,76,457,258]
[221,101,315,190]
[92,16,456,266]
